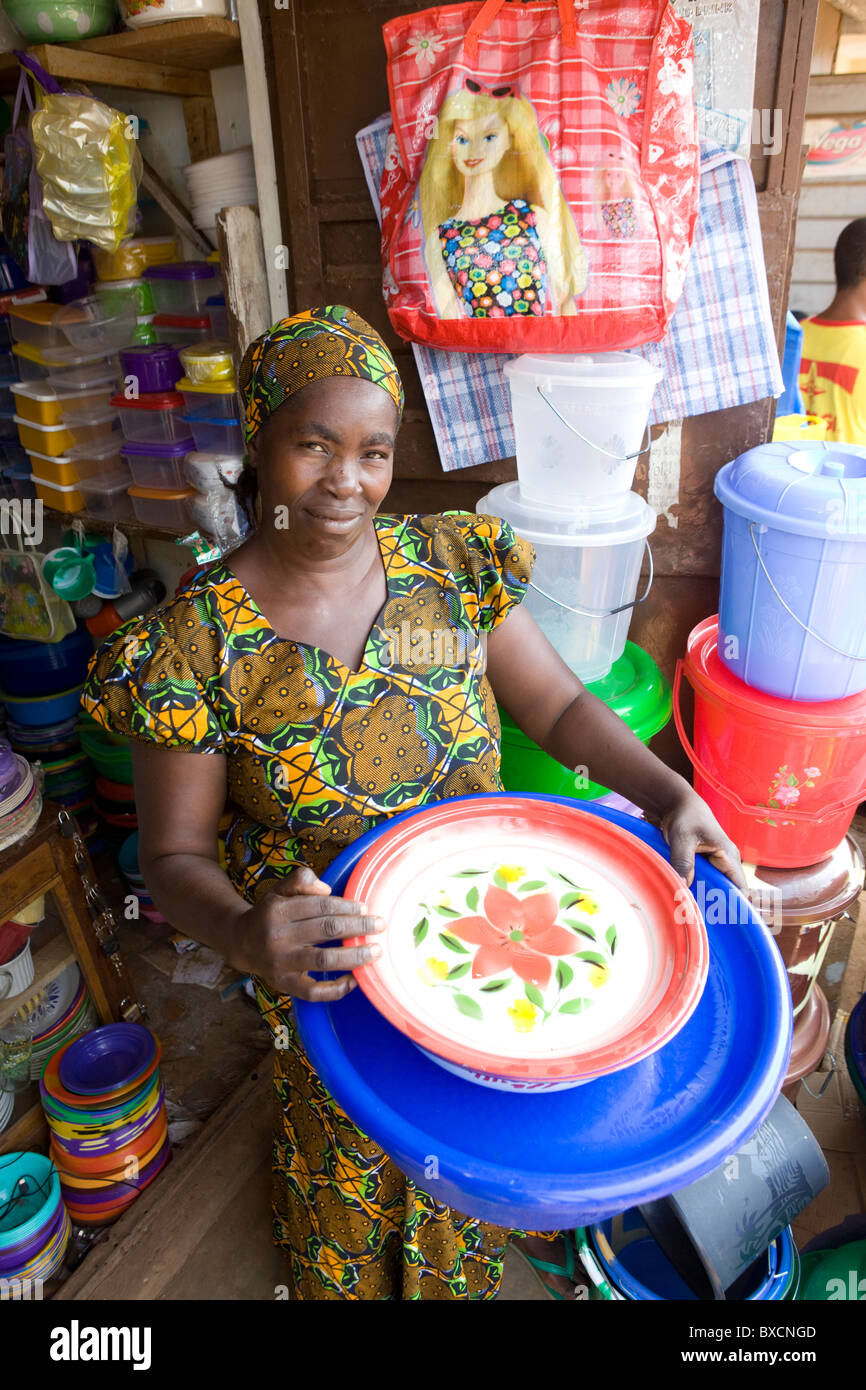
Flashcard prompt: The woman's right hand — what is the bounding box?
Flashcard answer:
[238,865,386,1002]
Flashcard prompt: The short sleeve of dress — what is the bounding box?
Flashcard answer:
[438,511,535,632]
[80,609,224,753]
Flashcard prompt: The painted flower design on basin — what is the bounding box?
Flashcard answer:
[413,863,618,1033]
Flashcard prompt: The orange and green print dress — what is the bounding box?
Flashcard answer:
[81,511,540,1300]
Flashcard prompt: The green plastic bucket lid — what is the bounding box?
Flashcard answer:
[42,547,96,602]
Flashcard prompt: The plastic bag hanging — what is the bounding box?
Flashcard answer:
[21,51,142,253]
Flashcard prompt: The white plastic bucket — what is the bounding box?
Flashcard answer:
[476,483,657,682]
[504,352,661,514]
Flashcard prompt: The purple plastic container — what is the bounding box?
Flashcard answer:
[119,343,182,395]
[142,262,216,282]
[121,437,196,490]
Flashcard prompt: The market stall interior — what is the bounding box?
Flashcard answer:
[0,0,865,1307]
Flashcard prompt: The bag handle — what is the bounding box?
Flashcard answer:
[13,50,65,97]
[464,0,578,64]
[11,68,34,129]
[672,660,861,824]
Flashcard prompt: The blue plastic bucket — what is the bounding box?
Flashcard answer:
[715,442,866,701]
[591,1211,798,1301]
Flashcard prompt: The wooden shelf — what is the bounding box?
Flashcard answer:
[41,505,192,546]
[0,933,77,1030]
[0,17,241,96]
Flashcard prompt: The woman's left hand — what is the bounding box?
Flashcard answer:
[653,790,747,892]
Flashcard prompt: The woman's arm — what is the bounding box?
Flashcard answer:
[130,743,385,1000]
[485,606,746,889]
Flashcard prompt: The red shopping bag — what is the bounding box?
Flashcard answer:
[380,0,699,352]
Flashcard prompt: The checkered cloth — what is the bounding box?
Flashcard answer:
[357,116,782,471]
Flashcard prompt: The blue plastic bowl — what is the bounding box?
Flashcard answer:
[0,625,93,697]
[0,683,85,727]
[0,1153,61,1251]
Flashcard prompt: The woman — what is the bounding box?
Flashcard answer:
[419,82,587,320]
[82,305,744,1301]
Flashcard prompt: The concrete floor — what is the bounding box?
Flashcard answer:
[52,816,866,1302]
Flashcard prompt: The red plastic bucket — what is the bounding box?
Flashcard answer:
[675,617,866,867]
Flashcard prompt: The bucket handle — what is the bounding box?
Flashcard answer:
[800,1049,836,1099]
[749,523,866,662]
[529,540,653,618]
[536,385,652,464]
[673,661,862,824]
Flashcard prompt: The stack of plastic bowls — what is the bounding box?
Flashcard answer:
[0,1152,71,1284]
[42,1024,170,1226]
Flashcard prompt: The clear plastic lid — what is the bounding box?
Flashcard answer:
[78,469,133,496]
[44,363,120,394]
[504,352,662,388]
[475,483,657,547]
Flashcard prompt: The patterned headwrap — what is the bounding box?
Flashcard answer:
[238,304,404,445]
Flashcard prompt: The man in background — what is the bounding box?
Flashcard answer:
[799,217,866,442]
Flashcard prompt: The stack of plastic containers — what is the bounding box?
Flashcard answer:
[477,352,666,801]
[114,340,194,527]
[91,234,178,348]
[176,338,247,545]
[144,260,218,350]
[676,441,866,1099]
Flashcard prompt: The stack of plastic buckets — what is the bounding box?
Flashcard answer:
[478,352,667,803]
[676,441,866,1099]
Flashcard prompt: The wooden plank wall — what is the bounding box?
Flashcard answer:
[258,0,819,775]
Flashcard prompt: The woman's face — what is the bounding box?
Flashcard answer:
[252,376,398,553]
[450,112,510,178]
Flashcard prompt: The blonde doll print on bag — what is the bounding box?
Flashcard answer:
[592,152,642,240]
[419,80,588,320]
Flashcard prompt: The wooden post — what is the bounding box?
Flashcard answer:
[216,204,273,369]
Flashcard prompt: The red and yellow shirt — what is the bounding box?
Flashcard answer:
[799,317,866,443]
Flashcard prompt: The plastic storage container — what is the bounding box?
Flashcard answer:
[55,296,137,355]
[94,277,155,317]
[78,469,136,523]
[498,642,672,800]
[8,302,65,351]
[176,378,238,420]
[47,366,120,424]
[65,435,126,481]
[183,415,244,452]
[178,341,234,384]
[11,343,51,381]
[504,352,662,513]
[92,237,178,281]
[715,442,866,701]
[143,262,217,315]
[772,414,828,443]
[31,474,85,514]
[476,482,657,682]
[675,615,866,867]
[10,382,64,427]
[122,437,195,490]
[119,343,182,395]
[128,483,195,529]
[206,294,227,340]
[64,411,121,452]
[25,447,106,488]
[14,416,74,457]
[152,313,211,346]
[110,391,188,443]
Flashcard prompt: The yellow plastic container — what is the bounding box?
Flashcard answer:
[26,446,111,488]
[31,473,84,513]
[12,342,52,381]
[92,236,179,281]
[178,341,235,384]
[11,382,64,426]
[772,413,828,442]
[14,415,75,456]
[8,301,65,350]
